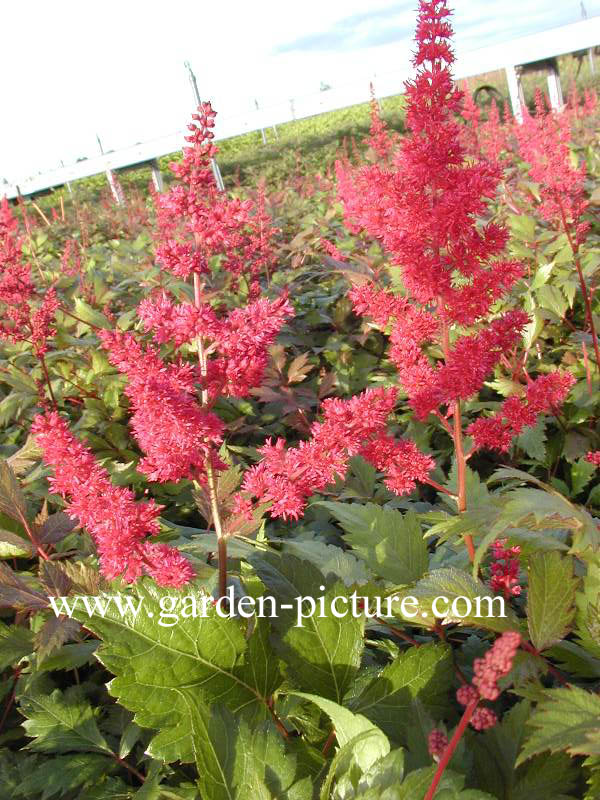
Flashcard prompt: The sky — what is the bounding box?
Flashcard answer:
[2,0,599,183]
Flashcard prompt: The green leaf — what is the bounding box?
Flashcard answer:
[348,643,452,744]
[16,753,113,800]
[18,681,112,754]
[471,700,578,799]
[0,530,33,559]
[193,705,311,800]
[318,503,428,585]
[252,554,364,702]
[281,534,370,586]
[574,558,600,659]
[291,691,389,755]
[571,457,597,497]
[526,552,578,651]
[331,749,404,800]
[0,622,34,671]
[6,436,42,476]
[73,298,112,329]
[0,461,27,524]
[516,420,547,462]
[391,568,520,633]
[70,581,277,764]
[517,686,600,763]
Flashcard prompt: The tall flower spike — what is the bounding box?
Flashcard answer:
[100,329,225,484]
[32,412,194,588]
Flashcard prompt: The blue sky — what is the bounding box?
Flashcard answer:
[2,0,599,183]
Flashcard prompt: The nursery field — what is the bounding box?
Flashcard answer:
[2,2,600,798]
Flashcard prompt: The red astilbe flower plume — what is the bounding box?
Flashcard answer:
[243,387,434,520]
[154,102,278,286]
[32,412,194,587]
[99,329,225,483]
[489,538,521,599]
[137,291,294,400]
[335,0,527,434]
[455,631,521,731]
[337,0,523,323]
[467,371,575,453]
[0,199,57,355]
[515,91,589,247]
[586,450,600,468]
[364,85,397,161]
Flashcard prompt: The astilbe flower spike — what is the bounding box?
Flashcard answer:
[31,412,194,587]
[489,538,521,599]
[154,101,278,291]
[467,372,575,453]
[335,0,575,565]
[515,91,600,374]
[99,329,225,484]
[586,451,600,468]
[242,387,435,520]
[425,632,521,800]
[0,198,58,367]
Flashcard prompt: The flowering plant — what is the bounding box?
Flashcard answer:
[0,1,598,797]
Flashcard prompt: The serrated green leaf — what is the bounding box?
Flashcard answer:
[0,622,34,671]
[16,753,113,800]
[193,705,311,800]
[252,554,364,702]
[318,503,428,585]
[0,461,27,524]
[516,420,546,462]
[517,686,600,763]
[19,682,112,754]
[348,643,451,745]
[391,568,520,633]
[526,552,577,651]
[70,581,277,764]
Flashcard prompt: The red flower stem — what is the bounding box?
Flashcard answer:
[453,399,475,562]
[438,302,475,562]
[558,200,600,372]
[583,341,593,396]
[193,270,227,600]
[16,507,49,561]
[424,697,479,800]
[424,478,457,498]
[374,615,420,646]
[38,351,58,410]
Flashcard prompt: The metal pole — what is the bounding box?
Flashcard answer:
[255,99,267,144]
[98,133,124,205]
[150,159,164,192]
[184,61,225,192]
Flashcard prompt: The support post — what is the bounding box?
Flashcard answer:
[105,169,125,205]
[255,99,267,144]
[547,67,564,111]
[150,159,164,192]
[505,65,524,123]
[185,61,225,192]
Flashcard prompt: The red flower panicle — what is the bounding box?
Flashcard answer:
[335,0,530,445]
[467,372,575,453]
[428,729,449,760]
[243,387,434,519]
[32,412,194,587]
[99,329,225,484]
[489,538,521,599]
[586,450,600,468]
[516,91,589,247]
[154,102,278,285]
[0,198,57,355]
[455,631,521,731]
